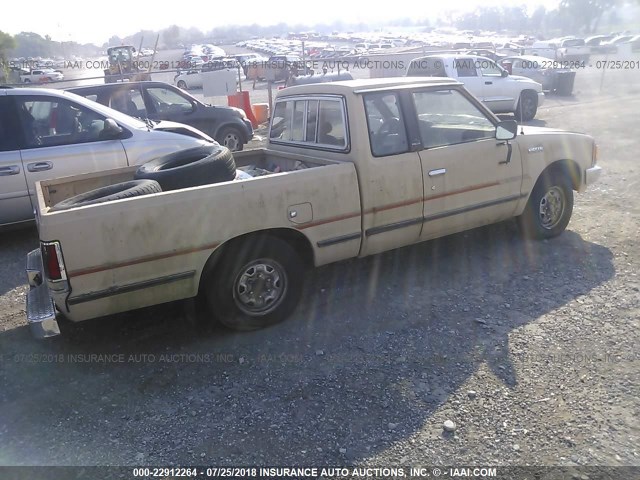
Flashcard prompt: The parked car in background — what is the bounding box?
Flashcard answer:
[173,58,240,90]
[267,54,308,82]
[495,42,524,55]
[585,34,614,50]
[463,49,507,62]
[499,55,576,96]
[0,87,215,228]
[233,53,266,75]
[555,37,590,62]
[407,54,544,120]
[180,55,205,70]
[598,35,634,53]
[524,40,559,60]
[68,81,253,151]
[20,69,64,83]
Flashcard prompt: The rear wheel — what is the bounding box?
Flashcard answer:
[177,80,187,90]
[515,91,538,122]
[518,172,573,239]
[203,237,304,331]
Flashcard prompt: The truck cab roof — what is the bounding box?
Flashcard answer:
[276,77,462,97]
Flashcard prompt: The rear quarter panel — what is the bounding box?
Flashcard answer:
[37,162,361,321]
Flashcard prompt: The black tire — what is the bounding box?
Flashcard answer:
[203,237,304,331]
[216,126,244,152]
[515,91,538,122]
[24,79,31,83]
[518,172,574,239]
[51,180,161,211]
[177,80,187,90]
[134,145,236,191]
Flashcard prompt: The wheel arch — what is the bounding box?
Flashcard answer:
[214,122,249,144]
[517,158,581,214]
[197,228,315,293]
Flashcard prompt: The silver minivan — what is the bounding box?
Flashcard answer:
[0,87,216,228]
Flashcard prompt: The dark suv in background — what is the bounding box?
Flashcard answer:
[67,81,253,151]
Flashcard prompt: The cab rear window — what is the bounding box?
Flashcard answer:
[269,96,348,150]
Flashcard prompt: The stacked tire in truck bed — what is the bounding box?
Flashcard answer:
[52,145,236,211]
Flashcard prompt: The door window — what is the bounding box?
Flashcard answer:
[454,58,478,77]
[145,87,193,115]
[15,97,108,149]
[109,88,145,117]
[479,60,504,77]
[412,89,496,148]
[364,92,408,157]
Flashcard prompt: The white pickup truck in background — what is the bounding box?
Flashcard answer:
[525,38,591,62]
[407,54,544,121]
[20,69,64,83]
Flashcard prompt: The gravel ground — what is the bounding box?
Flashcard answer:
[0,60,639,475]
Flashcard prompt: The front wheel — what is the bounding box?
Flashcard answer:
[515,91,538,122]
[203,237,304,331]
[518,173,574,239]
[217,126,244,151]
[177,80,187,90]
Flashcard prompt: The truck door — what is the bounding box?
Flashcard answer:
[15,95,128,210]
[358,91,424,256]
[477,59,517,113]
[410,87,523,240]
[0,96,32,226]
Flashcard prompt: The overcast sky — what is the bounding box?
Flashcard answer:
[3,0,562,45]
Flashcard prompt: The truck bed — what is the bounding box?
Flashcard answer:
[34,148,362,322]
[38,148,336,210]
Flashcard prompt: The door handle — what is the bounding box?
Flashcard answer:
[27,161,53,172]
[485,81,493,85]
[0,165,20,176]
[428,168,446,177]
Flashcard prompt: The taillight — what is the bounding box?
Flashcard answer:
[41,241,67,282]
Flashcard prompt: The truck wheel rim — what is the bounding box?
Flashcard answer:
[233,260,287,315]
[539,186,565,229]
[223,131,240,151]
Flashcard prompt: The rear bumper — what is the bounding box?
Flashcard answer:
[25,248,61,339]
[585,165,603,185]
[537,91,545,107]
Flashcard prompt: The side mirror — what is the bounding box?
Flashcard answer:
[501,69,509,77]
[496,120,518,141]
[101,118,123,139]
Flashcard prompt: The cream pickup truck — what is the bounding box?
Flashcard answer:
[25,77,602,338]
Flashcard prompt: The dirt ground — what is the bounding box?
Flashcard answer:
[0,55,639,475]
